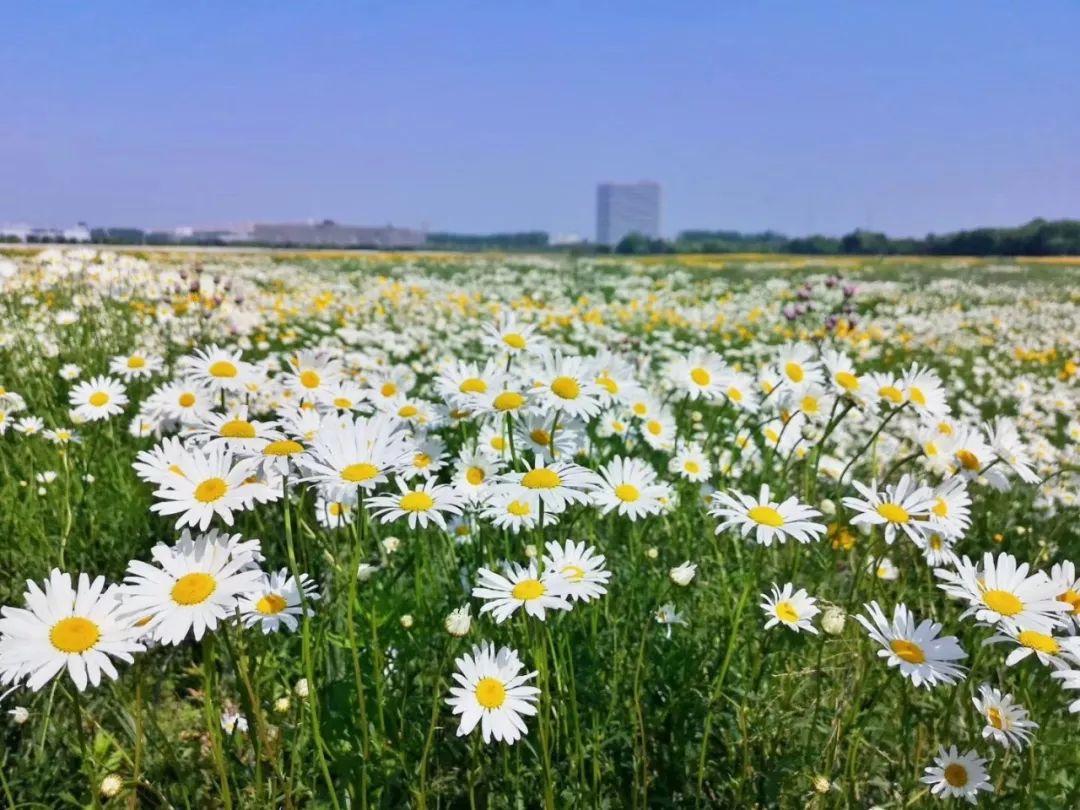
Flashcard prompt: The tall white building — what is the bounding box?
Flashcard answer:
[596,181,661,246]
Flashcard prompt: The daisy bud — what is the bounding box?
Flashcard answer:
[646,547,659,560]
[819,498,836,516]
[294,678,310,699]
[812,776,831,794]
[444,605,472,637]
[100,774,124,798]
[821,606,846,636]
[669,561,697,586]
[36,487,46,496]
[8,707,29,724]
[382,536,401,555]
[274,696,291,713]
[524,544,538,559]
[400,614,414,629]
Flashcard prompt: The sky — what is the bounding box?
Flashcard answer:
[1,1,1078,238]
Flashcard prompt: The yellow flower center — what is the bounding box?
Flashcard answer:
[502,333,526,350]
[399,491,435,512]
[879,385,904,404]
[414,453,432,469]
[987,707,1004,729]
[646,420,662,436]
[507,500,531,516]
[219,419,256,438]
[490,436,506,451]
[876,503,909,524]
[493,391,525,411]
[889,639,926,664]
[1059,589,1080,615]
[983,589,1023,616]
[256,594,288,615]
[88,391,110,407]
[522,468,560,489]
[690,367,711,386]
[530,428,551,446]
[264,439,303,456]
[614,483,640,502]
[380,382,398,397]
[784,362,804,383]
[466,467,485,485]
[908,386,927,406]
[727,387,744,402]
[511,579,546,600]
[551,376,580,400]
[194,477,228,503]
[475,677,506,709]
[178,392,196,408]
[1018,630,1059,654]
[748,505,784,527]
[459,377,487,394]
[775,601,799,622]
[49,617,100,654]
[328,502,347,517]
[943,764,968,788]
[596,374,618,394]
[341,463,378,483]
[684,460,700,474]
[956,449,980,470]
[126,355,146,369]
[932,497,949,518]
[632,402,647,416]
[561,564,586,582]
[834,371,859,391]
[209,360,237,378]
[333,397,353,408]
[299,370,321,389]
[171,572,217,606]
[800,395,819,414]
[398,405,419,418]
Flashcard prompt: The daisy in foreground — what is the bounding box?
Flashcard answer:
[446,642,539,744]
[939,552,1069,634]
[472,562,571,623]
[972,684,1037,749]
[150,445,273,531]
[921,746,993,804]
[238,569,320,634]
[760,583,820,634]
[856,601,967,688]
[122,531,264,645]
[0,570,143,692]
[842,474,937,545]
[709,484,825,546]
[541,540,610,602]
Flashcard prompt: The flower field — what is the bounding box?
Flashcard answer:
[1,247,1079,807]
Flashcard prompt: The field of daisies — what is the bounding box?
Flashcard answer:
[1,248,1079,808]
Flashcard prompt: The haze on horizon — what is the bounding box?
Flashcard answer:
[1,0,1077,239]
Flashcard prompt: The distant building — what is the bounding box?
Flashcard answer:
[596,182,661,246]
[251,220,426,248]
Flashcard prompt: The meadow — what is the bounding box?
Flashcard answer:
[0,247,1079,808]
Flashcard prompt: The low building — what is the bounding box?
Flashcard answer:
[251,220,426,248]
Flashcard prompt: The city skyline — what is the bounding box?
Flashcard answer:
[1,2,1078,237]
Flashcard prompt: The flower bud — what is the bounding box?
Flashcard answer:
[821,606,846,636]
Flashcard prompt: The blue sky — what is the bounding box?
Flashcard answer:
[1,1,1077,237]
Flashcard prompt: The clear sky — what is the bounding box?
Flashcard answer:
[2,1,1077,238]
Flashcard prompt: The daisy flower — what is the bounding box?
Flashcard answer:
[984,417,1040,484]
[479,493,552,534]
[821,347,863,401]
[147,379,214,423]
[314,495,356,529]
[856,601,967,689]
[446,642,540,744]
[43,426,79,445]
[669,445,711,482]
[280,350,342,400]
[238,569,319,634]
[902,363,949,419]
[710,484,825,546]
[665,349,728,400]
[436,359,500,409]
[760,583,820,634]
[639,410,677,451]
[187,407,281,454]
[843,474,936,545]
[776,342,823,391]
[69,375,128,422]
[109,351,164,381]
[542,540,610,602]
[495,454,598,516]
[921,746,992,804]
[863,371,906,408]
[0,570,143,692]
[655,603,687,638]
[121,531,264,645]
[367,477,464,530]
[529,351,605,420]
[983,624,1070,670]
[972,684,1037,749]
[939,552,1069,634]
[1049,560,1080,628]
[181,345,251,393]
[301,412,414,500]
[592,456,667,520]
[482,313,548,358]
[453,451,500,503]
[924,476,971,540]
[150,445,270,531]
[472,562,571,623]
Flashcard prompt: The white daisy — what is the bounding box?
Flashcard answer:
[446,642,540,744]
[472,562,571,623]
[542,540,610,602]
[760,583,820,634]
[69,375,128,422]
[592,456,667,520]
[855,601,967,689]
[921,746,992,804]
[238,569,319,634]
[972,684,1037,749]
[710,484,825,546]
[843,474,937,545]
